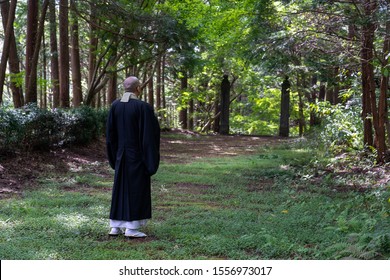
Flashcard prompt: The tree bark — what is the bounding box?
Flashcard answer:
[26,0,50,106]
[87,4,98,107]
[319,83,326,101]
[59,0,70,107]
[107,47,118,105]
[279,76,291,137]
[188,98,194,130]
[148,65,154,108]
[179,73,188,129]
[40,33,47,108]
[156,55,162,112]
[25,0,39,104]
[70,0,82,107]
[361,0,376,148]
[0,0,22,107]
[49,0,60,108]
[377,15,390,162]
[162,54,166,109]
[220,74,230,135]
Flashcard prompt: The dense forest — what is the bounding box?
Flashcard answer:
[0,0,389,163]
[1,1,390,262]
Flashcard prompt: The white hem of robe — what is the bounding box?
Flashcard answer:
[110,219,148,229]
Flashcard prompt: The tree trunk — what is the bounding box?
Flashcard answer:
[179,73,188,129]
[361,0,377,148]
[297,74,305,137]
[59,0,70,107]
[162,54,166,109]
[309,75,320,126]
[26,0,50,106]
[188,99,194,130]
[49,0,60,108]
[70,0,82,107]
[156,55,162,111]
[88,30,98,106]
[25,0,39,104]
[377,15,390,162]
[279,76,291,137]
[318,83,325,101]
[107,48,117,105]
[0,0,22,107]
[40,33,47,108]
[148,65,154,108]
[0,0,17,105]
[220,74,230,135]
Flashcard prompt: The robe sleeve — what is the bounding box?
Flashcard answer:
[142,105,160,176]
[106,102,118,170]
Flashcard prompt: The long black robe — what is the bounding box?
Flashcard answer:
[106,98,160,221]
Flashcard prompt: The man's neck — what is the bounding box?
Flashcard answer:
[120,92,138,102]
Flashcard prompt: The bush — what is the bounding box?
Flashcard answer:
[0,104,108,153]
[308,99,363,153]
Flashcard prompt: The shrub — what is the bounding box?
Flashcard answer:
[308,99,363,153]
[0,104,108,153]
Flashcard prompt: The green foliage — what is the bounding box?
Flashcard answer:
[309,100,363,153]
[0,104,108,153]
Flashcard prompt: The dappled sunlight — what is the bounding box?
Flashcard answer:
[0,218,20,230]
[279,165,290,170]
[88,205,108,216]
[34,249,63,260]
[55,213,89,230]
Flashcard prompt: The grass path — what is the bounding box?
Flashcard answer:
[0,131,389,259]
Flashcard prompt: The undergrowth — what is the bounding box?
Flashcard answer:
[0,134,389,260]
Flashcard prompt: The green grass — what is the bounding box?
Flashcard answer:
[0,145,389,260]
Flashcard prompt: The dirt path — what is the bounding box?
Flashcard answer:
[160,130,285,163]
[0,130,284,198]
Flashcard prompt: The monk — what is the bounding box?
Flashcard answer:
[106,76,160,238]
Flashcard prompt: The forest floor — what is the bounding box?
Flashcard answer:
[0,129,286,199]
[0,130,389,260]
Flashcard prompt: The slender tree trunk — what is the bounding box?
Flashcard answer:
[162,54,166,109]
[279,76,291,137]
[325,86,334,104]
[49,0,60,108]
[319,83,326,101]
[88,4,98,107]
[41,33,47,108]
[70,0,82,107]
[309,75,320,126]
[107,48,118,105]
[220,74,230,135]
[107,70,117,105]
[148,65,154,108]
[179,73,188,129]
[59,0,70,107]
[25,0,39,104]
[156,55,162,112]
[361,0,376,148]
[0,0,17,104]
[0,0,22,107]
[377,16,390,162]
[188,99,194,130]
[26,0,50,105]
[297,74,306,137]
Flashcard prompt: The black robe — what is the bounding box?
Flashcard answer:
[106,98,160,221]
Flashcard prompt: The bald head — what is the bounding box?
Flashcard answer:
[123,76,140,93]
